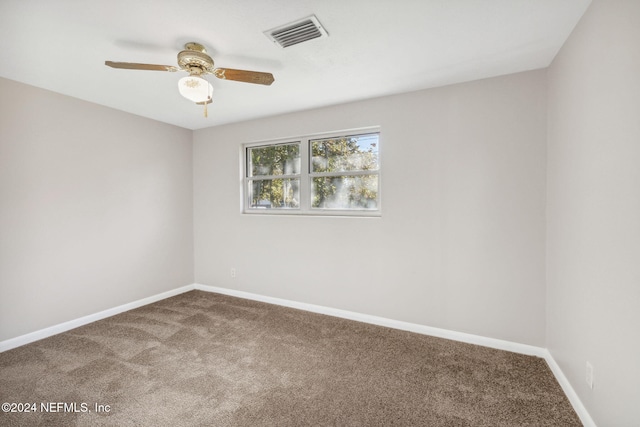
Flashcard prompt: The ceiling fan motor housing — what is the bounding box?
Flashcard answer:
[177,45,215,75]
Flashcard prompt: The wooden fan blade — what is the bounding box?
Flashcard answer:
[105,61,179,72]
[213,68,274,85]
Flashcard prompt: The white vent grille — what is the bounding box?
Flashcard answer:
[265,15,328,48]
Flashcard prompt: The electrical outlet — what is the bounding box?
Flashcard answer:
[586,362,594,389]
[230,268,236,278]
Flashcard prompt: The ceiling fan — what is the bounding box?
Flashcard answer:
[105,42,275,117]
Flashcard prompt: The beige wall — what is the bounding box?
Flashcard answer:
[547,1,640,425]
[0,78,194,341]
[193,70,547,346]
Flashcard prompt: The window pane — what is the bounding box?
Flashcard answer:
[311,175,378,210]
[311,133,379,173]
[248,143,300,177]
[249,179,300,209]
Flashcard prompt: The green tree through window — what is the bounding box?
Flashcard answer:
[310,134,379,209]
[248,143,300,208]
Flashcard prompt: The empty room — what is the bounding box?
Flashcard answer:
[1,0,638,426]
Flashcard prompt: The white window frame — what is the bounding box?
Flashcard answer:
[242,127,381,217]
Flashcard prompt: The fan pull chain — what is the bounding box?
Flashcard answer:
[204,101,208,118]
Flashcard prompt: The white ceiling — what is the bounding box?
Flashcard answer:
[0,0,591,130]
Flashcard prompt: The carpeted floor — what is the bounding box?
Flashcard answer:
[0,290,581,426]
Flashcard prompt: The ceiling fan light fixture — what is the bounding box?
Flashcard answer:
[178,75,213,103]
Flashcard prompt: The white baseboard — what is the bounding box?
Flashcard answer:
[0,282,595,426]
[194,284,546,357]
[542,349,597,427]
[0,284,195,353]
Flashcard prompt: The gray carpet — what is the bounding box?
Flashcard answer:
[0,290,581,426]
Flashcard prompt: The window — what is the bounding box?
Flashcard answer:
[244,128,380,216]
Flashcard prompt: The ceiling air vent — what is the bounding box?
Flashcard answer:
[265,15,328,48]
